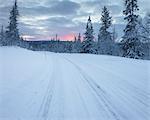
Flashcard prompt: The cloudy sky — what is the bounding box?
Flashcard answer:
[0,0,150,41]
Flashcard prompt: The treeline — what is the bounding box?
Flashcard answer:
[0,0,150,60]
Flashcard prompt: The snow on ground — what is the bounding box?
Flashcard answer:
[0,47,150,120]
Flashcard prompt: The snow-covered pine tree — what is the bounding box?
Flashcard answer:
[76,33,82,52]
[145,13,150,29]
[98,6,114,55]
[81,16,97,54]
[0,26,4,46]
[72,36,77,52]
[143,12,150,41]
[140,13,150,59]
[136,15,149,43]
[121,0,143,59]
[5,0,20,46]
[144,13,150,59]
[77,33,81,43]
[72,33,82,53]
[74,36,77,42]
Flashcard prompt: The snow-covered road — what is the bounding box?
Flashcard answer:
[0,47,149,120]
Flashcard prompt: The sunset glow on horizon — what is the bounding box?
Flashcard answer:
[22,34,78,41]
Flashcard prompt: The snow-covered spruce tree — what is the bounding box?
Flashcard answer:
[139,13,150,59]
[76,33,82,52]
[81,16,97,54]
[72,36,78,53]
[72,33,82,53]
[136,15,150,44]
[98,6,114,55]
[143,12,150,42]
[74,36,77,42]
[145,13,150,30]
[5,0,20,46]
[121,0,143,59]
[144,13,150,59]
[0,26,4,46]
[136,16,146,42]
[77,33,82,43]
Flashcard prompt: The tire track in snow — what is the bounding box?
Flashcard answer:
[73,75,92,118]
[37,53,56,120]
[84,62,148,106]
[56,55,107,119]
[20,52,55,118]
[73,71,111,119]
[79,61,149,118]
[62,56,121,120]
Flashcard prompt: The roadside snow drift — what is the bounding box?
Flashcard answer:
[0,47,150,120]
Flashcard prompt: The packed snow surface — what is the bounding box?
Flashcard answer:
[0,47,150,120]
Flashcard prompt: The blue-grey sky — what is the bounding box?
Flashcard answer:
[0,0,150,41]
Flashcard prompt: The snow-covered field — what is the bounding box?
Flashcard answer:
[0,47,149,120]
